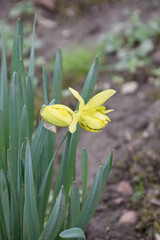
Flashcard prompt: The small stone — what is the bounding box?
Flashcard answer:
[119,211,137,224]
[34,0,57,11]
[114,197,124,204]
[148,77,155,84]
[116,181,133,195]
[66,8,76,18]
[142,131,150,139]
[124,130,132,142]
[61,29,72,38]
[121,81,138,95]
[155,233,160,240]
[152,50,160,63]
[38,16,57,29]
[150,199,160,206]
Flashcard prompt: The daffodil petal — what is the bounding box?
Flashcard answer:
[49,104,74,114]
[69,87,85,111]
[105,109,114,114]
[69,114,78,133]
[85,89,116,109]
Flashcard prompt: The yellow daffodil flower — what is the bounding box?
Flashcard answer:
[40,104,76,133]
[40,88,116,134]
[69,87,116,133]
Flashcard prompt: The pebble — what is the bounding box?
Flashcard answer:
[124,130,132,142]
[155,233,160,240]
[116,181,133,195]
[121,81,138,95]
[38,16,57,29]
[119,211,137,224]
[61,29,72,38]
[150,199,160,206]
[114,197,124,204]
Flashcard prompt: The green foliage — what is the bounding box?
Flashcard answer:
[0,18,113,240]
[52,46,95,85]
[99,11,160,73]
[9,1,34,18]
[132,179,144,202]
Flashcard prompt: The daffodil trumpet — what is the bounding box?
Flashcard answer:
[40,88,116,133]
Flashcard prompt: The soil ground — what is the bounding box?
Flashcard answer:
[1,0,160,239]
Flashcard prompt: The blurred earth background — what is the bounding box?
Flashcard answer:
[1,0,160,239]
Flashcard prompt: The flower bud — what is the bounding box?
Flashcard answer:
[41,104,74,129]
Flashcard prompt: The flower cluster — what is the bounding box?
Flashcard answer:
[40,88,116,133]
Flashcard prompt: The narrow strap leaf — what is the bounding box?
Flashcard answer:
[75,166,103,230]
[28,14,37,88]
[52,48,62,104]
[0,31,9,150]
[0,170,10,240]
[59,228,86,239]
[101,150,113,193]
[81,148,88,206]
[39,187,66,240]
[69,182,80,227]
[24,141,40,240]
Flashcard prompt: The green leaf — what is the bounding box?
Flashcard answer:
[101,150,113,193]
[26,76,34,138]
[31,121,46,174]
[59,228,86,239]
[43,65,49,105]
[0,170,10,240]
[9,72,20,191]
[81,148,88,206]
[53,132,71,202]
[11,18,23,77]
[81,56,99,104]
[69,182,80,227]
[0,111,6,170]
[28,14,37,88]
[40,187,66,240]
[0,31,9,150]
[52,48,62,104]
[17,106,27,194]
[75,166,103,230]
[0,199,7,239]
[24,141,40,240]
[38,131,68,224]
[7,150,19,240]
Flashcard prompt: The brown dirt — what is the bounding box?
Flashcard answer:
[1,0,160,239]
